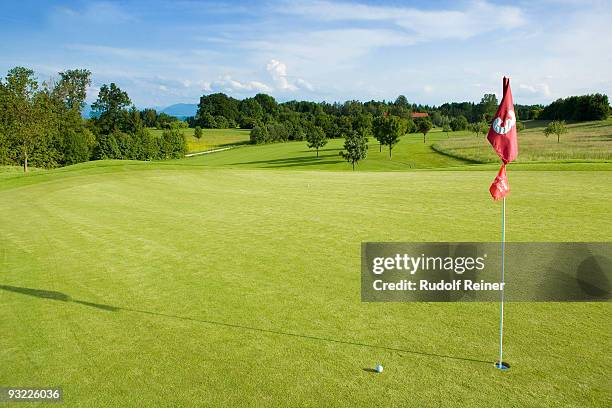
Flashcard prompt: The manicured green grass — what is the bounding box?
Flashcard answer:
[181,130,473,170]
[0,159,610,407]
[148,127,250,152]
[433,120,612,163]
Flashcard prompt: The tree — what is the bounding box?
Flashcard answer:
[339,130,368,170]
[415,117,433,143]
[141,109,157,127]
[450,115,468,131]
[543,120,568,143]
[2,67,41,172]
[431,111,444,127]
[250,124,269,144]
[306,124,327,157]
[54,69,91,111]
[91,83,132,134]
[91,83,131,117]
[478,93,498,121]
[373,114,404,157]
[442,124,451,138]
[516,121,525,133]
[194,126,202,139]
[469,121,489,138]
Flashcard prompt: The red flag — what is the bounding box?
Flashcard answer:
[489,164,509,201]
[487,77,518,164]
[488,77,518,200]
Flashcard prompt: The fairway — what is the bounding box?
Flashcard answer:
[1,160,610,406]
[180,131,471,170]
[148,128,250,152]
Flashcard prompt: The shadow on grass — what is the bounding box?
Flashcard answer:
[1,284,491,365]
[229,154,343,168]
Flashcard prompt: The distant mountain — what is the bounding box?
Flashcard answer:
[160,103,198,118]
[80,102,198,119]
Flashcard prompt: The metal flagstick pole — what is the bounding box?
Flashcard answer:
[497,196,506,368]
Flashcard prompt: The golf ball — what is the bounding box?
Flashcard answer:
[375,365,383,373]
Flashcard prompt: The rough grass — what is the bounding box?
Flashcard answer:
[0,160,610,407]
[432,119,612,163]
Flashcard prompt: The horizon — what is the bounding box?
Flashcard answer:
[2,0,611,108]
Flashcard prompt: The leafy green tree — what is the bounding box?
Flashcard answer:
[469,121,489,138]
[254,93,278,116]
[431,111,444,127]
[2,67,42,172]
[197,93,240,124]
[214,115,229,129]
[543,120,568,143]
[339,130,368,170]
[194,126,202,139]
[91,83,132,134]
[516,121,525,132]
[54,69,91,111]
[415,117,433,143]
[159,128,188,158]
[352,112,373,134]
[478,93,498,121]
[373,115,405,158]
[141,109,157,127]
[250,124,269,144]
[450,115,468,131]
[306,124,327,157]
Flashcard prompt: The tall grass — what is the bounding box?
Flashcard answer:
[432,120,612,163]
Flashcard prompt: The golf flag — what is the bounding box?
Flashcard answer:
[487,77,518,200]
[489,164,509,201]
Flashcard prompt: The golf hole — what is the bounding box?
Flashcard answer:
[495,361,510,371]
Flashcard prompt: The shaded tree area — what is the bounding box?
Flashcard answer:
[193,91,585,146]
[88,83,186,161]
[540,94,609,121]
[0,66,187,171]
[0,67,95,170]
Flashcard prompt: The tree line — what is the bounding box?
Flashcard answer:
[0,67,187,171]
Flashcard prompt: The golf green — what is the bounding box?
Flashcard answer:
[0,162,609,406]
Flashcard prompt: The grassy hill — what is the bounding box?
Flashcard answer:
[0,120,610,406]
[148,127,251,152]
[433,119,612,163]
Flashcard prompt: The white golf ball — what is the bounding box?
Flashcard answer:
[375,364,383,373]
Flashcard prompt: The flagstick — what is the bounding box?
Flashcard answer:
[498,196,506,368]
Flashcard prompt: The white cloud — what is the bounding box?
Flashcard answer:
[518,83,551,97]
[281,0,526,41]
[212,75,272,93]
[266,59,297,90]
[55,2,134,24]
[295,78,314,91]
[264,59,314,92]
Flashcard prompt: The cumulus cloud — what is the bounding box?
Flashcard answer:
[265,59,314,92]
[211,75,272,93]
[266,59,297,90]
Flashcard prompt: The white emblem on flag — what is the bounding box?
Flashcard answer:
[492,110,516,135]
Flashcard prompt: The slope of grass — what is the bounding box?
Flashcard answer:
[148,127,250,152]
[433,119,612,163]
[0,163,610,407]
[181,130,472,170]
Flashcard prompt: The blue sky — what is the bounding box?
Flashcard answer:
[1,0,610,108]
